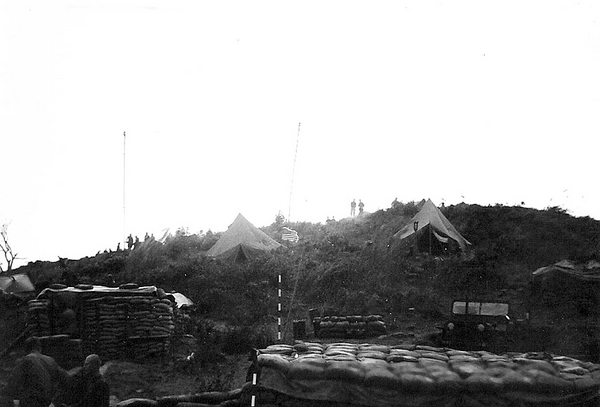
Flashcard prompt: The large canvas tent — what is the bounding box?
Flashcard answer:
[393,199,471,253]
[206,213,282,261]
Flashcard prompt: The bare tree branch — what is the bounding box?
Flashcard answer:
[0,223,18,273]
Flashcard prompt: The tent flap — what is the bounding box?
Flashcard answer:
[432,230,449,243]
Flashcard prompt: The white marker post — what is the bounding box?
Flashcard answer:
[250,364,258,406]
[278,273,282,342]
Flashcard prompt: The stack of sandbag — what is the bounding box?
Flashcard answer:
[150,299,175,336]
[172,307,186,336]
[256,342,600,407]
[81,295,175,360]
[27,299,51,336]
[38,334,83,369]
[312,315,387,338]
[81,297,126,359]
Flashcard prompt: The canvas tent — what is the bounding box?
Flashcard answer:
[0,273,35,298]
[206,213,282,261]
[393,199,471,253]
[532,259,600,282]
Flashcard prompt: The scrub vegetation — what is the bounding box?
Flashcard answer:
[14,201,600,356]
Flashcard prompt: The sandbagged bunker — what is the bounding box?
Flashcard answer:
[255,342,600,407]
[26,284,177,364]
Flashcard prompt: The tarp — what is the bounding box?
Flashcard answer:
[0,274,35,294]
[206,213,282,261]
[393,199,471,252]
[532,259,600,282]
[35,285,159,307]
[170,292,193,308]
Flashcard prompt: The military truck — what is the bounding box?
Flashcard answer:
[438,300,513,353]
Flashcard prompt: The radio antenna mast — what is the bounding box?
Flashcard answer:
[123,131,126,246]
[288,122,301,222]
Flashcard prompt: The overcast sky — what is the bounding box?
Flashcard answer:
[1,0,599,268]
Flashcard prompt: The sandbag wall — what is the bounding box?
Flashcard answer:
[81,295,175,360]
[173,306,196,336]
[26,301,84,368]
[312,315,387,338]
[256,342,600,407]
[27,299,52,336]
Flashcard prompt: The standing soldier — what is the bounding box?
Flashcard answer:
[358,199,364,216]
[351,199,357,217]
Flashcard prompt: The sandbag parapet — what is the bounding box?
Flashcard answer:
[27,299,52,336]
[255,342,600,407]
[82,295,175,360]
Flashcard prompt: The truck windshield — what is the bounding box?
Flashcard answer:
[452,301,509,316]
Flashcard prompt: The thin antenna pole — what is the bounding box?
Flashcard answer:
[288,122,301,222]
[123,131,126,246]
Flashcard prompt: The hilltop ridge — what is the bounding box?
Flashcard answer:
[6,201,599,359]
[13,202,599,322]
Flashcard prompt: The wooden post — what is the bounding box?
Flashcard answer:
[413,221,419,256]
[429,224,432,256]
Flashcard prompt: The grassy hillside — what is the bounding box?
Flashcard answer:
[10,201,600,354]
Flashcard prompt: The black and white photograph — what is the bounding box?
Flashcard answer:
[1,1,599,406]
